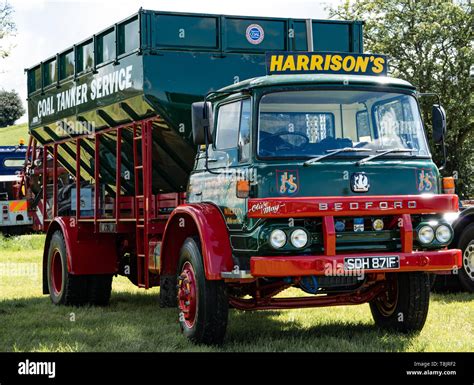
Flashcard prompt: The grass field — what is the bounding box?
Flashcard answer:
[0,233,473,352]
[0,122,28,146]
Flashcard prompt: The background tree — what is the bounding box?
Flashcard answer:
[0,89,25,127]
[0,1,15,59]
[328,0,474,198]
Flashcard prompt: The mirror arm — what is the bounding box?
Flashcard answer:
[418,92,441,105]
[439,135,447,171]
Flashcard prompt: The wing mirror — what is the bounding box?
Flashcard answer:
[191,101,213,145]
[432,104,446,144]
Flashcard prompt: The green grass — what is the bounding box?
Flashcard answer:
[0,233,473,352]
[0,122,28,146]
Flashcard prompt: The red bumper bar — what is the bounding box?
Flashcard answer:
[248,194,458,218]
[250,249,461,277]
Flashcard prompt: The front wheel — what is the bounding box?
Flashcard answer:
[458,224,474,292]
[370,272,430,333]
[177,237,228,345]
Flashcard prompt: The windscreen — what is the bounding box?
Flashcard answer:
[258,90,430,158]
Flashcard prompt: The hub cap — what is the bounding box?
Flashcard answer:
[178,262,197,328]
[463,243,474,280]
[375,276,398,317]
[51,249,63,295]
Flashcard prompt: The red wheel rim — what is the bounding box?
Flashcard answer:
[178,262,197,328]
[51,249,63,295]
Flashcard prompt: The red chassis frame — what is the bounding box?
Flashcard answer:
[30,118,231,293]
[33,118,187,291]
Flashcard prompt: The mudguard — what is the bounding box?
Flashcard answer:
[160,203,234,280]
[42,217,118,294]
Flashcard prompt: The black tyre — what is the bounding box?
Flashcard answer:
[159,275,177,308]
[177,237,228,345]
[87,275,113,306]
[47,231,113,306]
[458,223,474,292]
[370,273,430,333]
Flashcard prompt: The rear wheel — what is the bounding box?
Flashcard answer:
[47,230,113,306]
[177,237,228,345]
[370,273,430,333]
[87,275,113,306]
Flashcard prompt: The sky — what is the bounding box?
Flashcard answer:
[0,0,337,124]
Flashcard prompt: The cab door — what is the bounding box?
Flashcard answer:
[188,98,251,229]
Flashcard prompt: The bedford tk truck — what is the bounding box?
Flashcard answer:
[23,10,461,345]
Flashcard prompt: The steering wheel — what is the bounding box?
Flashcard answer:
[260,131,309,151]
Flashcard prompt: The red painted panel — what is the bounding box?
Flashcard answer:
[46,217,118,275]
[400,214,413,253]
[161,203,234,280]
[251,249,461,277]
[248,194,459,218]
[322,216,336,256]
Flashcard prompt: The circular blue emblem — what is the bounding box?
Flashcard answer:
[246,24,264,45]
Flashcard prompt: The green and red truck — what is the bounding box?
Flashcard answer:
[22,9,462,344]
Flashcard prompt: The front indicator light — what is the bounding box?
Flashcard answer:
[436,225,452,243]
[418,225,435,244]
[290,229,308,248]
[270,229,286,249]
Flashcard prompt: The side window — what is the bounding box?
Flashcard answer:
[238,99,251,162]
[374,96,419,149]
[356,111,371,141]
[216,101,241,150]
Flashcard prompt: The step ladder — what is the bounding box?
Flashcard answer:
[132,121,152,288]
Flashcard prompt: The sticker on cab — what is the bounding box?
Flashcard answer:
[416,169,437,193]
[276,170,299,195]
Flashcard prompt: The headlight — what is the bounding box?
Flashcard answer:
[418,225,435,244]
[269,229,286,249]
[290,229,308,248]
[436,225,452,243]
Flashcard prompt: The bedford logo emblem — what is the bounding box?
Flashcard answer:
[246,24,264,45]
[351,172,370,192]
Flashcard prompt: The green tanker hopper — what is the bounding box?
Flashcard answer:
[26,9,363,194]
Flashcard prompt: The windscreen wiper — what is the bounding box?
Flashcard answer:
[303,148,371,166]
[356,148,417,166]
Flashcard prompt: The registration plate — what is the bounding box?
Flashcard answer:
[344,256,400,271]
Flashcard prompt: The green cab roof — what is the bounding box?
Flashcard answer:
[217,74,416,94]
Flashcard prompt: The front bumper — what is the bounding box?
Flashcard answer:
[250,249,461,277]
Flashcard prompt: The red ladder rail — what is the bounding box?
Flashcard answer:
[132,121,152,288]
